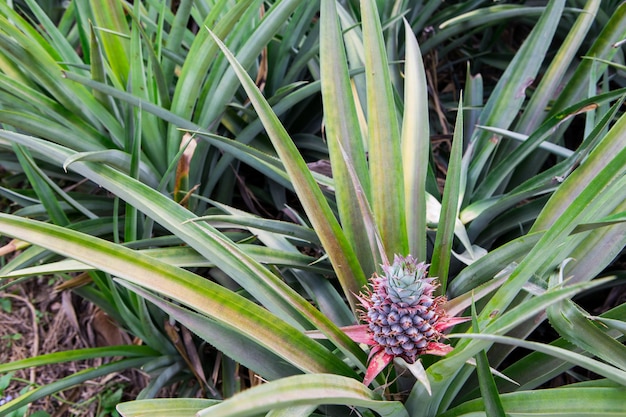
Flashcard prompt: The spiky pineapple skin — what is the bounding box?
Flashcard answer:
[361,256,446,363]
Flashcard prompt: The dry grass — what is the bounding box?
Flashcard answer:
[0,277,147,417]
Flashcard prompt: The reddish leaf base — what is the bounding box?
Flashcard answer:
[338,324,373,345]
[340,317,470,386]
[363,347,394,386]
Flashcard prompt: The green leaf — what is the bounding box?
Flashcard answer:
[487,277,611,340]
[494,300,626,393]
[532,114,626,232]
[401,19,429,261]
[474,126,574,158]
[405,279,611,416]
[0,345,158,373]
[194,374,409,417]
[1,129,366,370]
[13,144,70,225]
[448,232,541,297]
[0,358,150,416]
[547,296,626,371]
[470,110,626,337]
[188,215,321,245]
[440,386,626,417]
[63,149,159,188]
[0,212,357,378]
[57,72,326,193]
[265,405,318,417]
[204,200,355,326]
[21,0,86,75]
[117,399,220,417]
[161,0,194,84]
[205,28,368,312]
[468,0,565,199]
[166,0,260,159]
[117,281,303,380]
[471,303,506,417]
[473,90,626,203]
[89,0,131,86]
[0,8,124,140]
[449,333,626,386]
[589,315,626,333]
[549,2,626,116]
[320,0,375,275]
[361,0,407,258]
[513,0,600,134]
[430,97,464,291]
[0,245,331,279]
[573,211,626,233]
[88,21,114,111]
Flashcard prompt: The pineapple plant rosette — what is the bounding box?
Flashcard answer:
[350,255,468,385]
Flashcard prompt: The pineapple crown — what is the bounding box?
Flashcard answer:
[381,254,436,307]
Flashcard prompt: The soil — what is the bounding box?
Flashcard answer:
[0,277,146,417]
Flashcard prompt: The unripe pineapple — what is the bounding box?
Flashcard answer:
[359,255,447,364]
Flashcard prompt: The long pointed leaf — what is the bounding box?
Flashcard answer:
[472,304,506,417]
[205,29,368,312]
[0,212,356,378]
[117,399,219,417]
[430,98,464,291]
[194,374,409,417]
[0,129,367,374]
[0,358,151,416]
[361,0,408,258]
[449,333,626,386]
[401,19,429,261]
[441,386,626,417]
[0,345,158,373]
[468,0,565,200]
[117,280,303,380]
[320,0,375,275]
[547,297,626,371]
[89,0,130,85]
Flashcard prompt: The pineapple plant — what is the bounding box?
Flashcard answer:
[351,255,467,385]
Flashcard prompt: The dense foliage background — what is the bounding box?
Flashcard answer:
[0,0,625,416]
